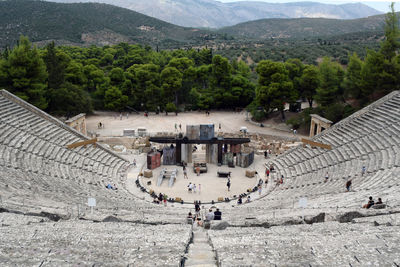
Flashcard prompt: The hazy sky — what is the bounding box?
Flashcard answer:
[218,1,395,12]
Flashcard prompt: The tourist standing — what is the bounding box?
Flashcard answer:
[227,178,231,191]
[163,194,167,206]
[183,165,188,179]
[188,182,192,193]
[265,168,270,178]
[194,201,201,217]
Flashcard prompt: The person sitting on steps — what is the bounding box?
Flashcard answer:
[363,196,374,209]
[214,208,222,220]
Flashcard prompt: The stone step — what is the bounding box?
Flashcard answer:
[185,229,217,267]
[184,259,217,267]
[188,250,215,257]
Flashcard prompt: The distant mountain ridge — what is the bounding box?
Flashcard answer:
[49,0,382,28]
[219,14,389,39]
[0,0,218,48]
[0,0,389,49]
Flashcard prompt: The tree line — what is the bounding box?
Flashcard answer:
[0,5,399,125]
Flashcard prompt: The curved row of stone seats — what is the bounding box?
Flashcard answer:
[0,164,190,223]
[0,90,155,215]
[258,91,400,210]
[0,213,192,266]
[209,221,400,266]
[0,114,125,183]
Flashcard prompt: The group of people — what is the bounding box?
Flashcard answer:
[113,113,130,120]
[264,149,272,159]
[363,196,383,209]
[97,122,105,129]
[153,193,168,206]
[174,123,182,132]
[187,205,222,226]
[187,182,201,193]
[206,208,222,221]
[237,195,251,204]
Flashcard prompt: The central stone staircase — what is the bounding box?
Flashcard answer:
[185,227,217,267]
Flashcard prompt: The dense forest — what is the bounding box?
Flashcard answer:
[0,5,399,127]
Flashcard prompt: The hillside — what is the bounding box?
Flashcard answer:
[0,0,218,48]
[49,0,381,28]
[218,14,388,40]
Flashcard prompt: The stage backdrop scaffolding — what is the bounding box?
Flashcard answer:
[149,124,252,167]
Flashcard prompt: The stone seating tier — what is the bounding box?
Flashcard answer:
[0,214,192,266]
[209,221,400,266]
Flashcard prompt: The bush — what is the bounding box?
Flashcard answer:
[286,117,302,130]
[251,110,266,122]
[165,102,177,113]
[247,100,267,122]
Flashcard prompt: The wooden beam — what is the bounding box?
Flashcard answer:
[66,138,97,149]
[301,138,332,150]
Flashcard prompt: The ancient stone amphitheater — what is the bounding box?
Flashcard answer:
[1,88,400,266]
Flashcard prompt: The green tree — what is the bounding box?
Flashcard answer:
[43,41,70,90]
[299,65,319,108]
[126,63,160,110]
[343,53,363,99]
[285,58,304,93]
[49,82,92,116]
[315,57,344,106]
[211,55,231,89]
[380,3,400,60]
[256,60,296,120]
[83,64,107,93]
[161,67,183,105]
[0,36,48,109]
[109,67,125,86]
[360,50,400,99]
[165,102,177,113]
[65,61,87,86]
[104,86,128,111]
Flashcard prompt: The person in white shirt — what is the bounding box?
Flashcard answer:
[205,209,214,221]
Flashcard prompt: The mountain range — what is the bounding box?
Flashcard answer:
[49,0,382,28]
[219,14,387,39]
[0,0,218,48]
[0,0,390,49]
